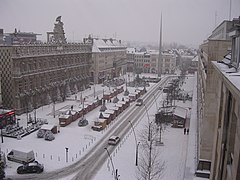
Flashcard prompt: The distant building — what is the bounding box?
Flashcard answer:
[4,28,41,45]
[84,35,127,84]
[134,52,151,73]
[132,50,176,74]
[0,29,3,45]
[188,56,198,74]
[126,48,135,72]
[162,51,177,74]
[209,20,233,40]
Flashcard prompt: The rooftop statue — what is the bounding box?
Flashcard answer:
[47,16,67,44]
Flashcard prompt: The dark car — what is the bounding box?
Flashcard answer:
[17,161,44,174]
[136,98,143,106]
[78,117,89,127]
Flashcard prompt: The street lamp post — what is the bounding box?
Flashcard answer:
[0,128,3,143]
[65,147,69,163]
[104,147,119,180]
[136,142,140,166]
[129,121,140,166]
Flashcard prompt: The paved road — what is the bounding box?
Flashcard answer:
[7,76,172,180]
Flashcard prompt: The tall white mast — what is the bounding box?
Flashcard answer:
[158,13,163,77]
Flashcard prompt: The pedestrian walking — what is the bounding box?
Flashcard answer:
[187,128,189,135]
[184,128,186,135]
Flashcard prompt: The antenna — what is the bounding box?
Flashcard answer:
[158,13,163,78]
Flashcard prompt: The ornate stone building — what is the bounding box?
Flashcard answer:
[0,17,92,114]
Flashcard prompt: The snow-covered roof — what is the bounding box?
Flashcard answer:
[40,124,56,130]
[98,118,106,123]
[128,93,136,97]
[66,110,77,115]
[109,106,119,111]
[212,59,240,92]
[173,106,187,119]
[127,48,135,53]
[59,114,70,119]
[105,110,115,114]
[102,113,110,118]
[92,38,125,52]
[116,103,123,107]
[118,101,126,105]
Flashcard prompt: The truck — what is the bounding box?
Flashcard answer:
[7,149,35,164]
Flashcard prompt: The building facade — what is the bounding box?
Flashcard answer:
[209,20,233,40]
[162,52,177,74]
[126,48,135,72]
[132,50,176,75]
[209,17,240,180]
[199,40,232,161]
[0,17,92,114]
[197,17,240,179]
[0,43,92,114]
[4,28,41,45]
[0,46,10,108]
[84,36,127,84]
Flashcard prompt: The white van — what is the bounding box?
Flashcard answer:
[7,149,35,164]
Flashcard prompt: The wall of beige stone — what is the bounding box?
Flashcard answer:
[209,63,240,180]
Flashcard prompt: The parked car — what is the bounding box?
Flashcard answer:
[136,98,143,106]
[17,161,44,174]
[108,136,120,145]
[91,125,103,132]
[78,117,88,127]
[44,131,55,141]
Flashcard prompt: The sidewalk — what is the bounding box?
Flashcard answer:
[184,73,198,180]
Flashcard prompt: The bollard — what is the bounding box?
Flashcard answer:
[36,152,37,157]
[58,156,60,161]
[76,154,77,158]
[50,155,52,160]
[43,154,45,158]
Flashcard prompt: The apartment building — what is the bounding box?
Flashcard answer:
[197,17,240,179]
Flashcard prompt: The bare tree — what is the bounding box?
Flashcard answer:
[136,123,165,180]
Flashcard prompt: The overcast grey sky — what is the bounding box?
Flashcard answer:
[0,0,239,47]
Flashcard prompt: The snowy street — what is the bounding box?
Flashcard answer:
[1,73,199,180]
[94,74,198,180]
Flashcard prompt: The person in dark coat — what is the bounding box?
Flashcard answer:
[184,128,186,135]
[187,128,189,135]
